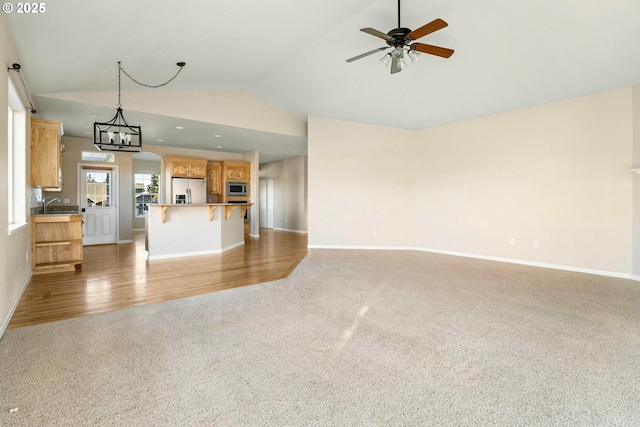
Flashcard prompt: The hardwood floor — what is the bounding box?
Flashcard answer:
[8,227,308,329]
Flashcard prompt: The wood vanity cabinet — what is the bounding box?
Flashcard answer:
[31,118,64,190]
[165,157,207,179]
[207,161,222,194]
[32,215,83,274]
[223,162,251,182]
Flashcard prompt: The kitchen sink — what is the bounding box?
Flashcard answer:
[40,205,80,215]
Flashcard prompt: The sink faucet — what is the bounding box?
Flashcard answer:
[43,197,60,214]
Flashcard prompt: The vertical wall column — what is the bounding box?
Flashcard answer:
[632,85,640,279]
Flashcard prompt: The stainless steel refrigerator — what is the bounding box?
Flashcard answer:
[172,178,206,204]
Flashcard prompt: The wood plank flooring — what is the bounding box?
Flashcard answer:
[8,227,308,329]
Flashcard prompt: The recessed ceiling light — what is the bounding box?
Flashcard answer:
[214,134,221,138]
[175,126,184,130]
[216,146,222,149]
[89,114,98,118]
[157,139,164,142]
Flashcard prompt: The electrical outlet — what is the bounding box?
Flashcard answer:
[533,240,539,247]
[63,198,70,204]
[25,251,29,261]
[510,238,515,245]
[372,230,377,236]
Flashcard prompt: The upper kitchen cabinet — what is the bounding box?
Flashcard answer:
[224,161,251,182]
[207,161,222,194]
[31,118,64,190]
[165,157,207,179]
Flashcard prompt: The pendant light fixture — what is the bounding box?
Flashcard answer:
[93,61,185,153]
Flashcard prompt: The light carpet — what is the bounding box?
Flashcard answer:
[1,249,639,426]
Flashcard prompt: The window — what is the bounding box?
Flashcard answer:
[134,172,159,217]
[8,78,26,233]
[85,171,111,207]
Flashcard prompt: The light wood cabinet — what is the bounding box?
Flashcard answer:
[224,162,251,182]
[207,161,222,194]
[220,161,251,203]
[31,118,64,190]
[165,157,207,178]
[32,215,83,274]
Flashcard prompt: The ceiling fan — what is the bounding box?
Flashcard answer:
[346,0,454,74]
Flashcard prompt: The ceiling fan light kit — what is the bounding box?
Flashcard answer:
[346,0,454,74]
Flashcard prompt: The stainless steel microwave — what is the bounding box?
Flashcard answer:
[227,181,248,197]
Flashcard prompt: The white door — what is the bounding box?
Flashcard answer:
[80,168,117,245]
[259,179,267,228]
[266,179,274,229]
[259,179,275,229]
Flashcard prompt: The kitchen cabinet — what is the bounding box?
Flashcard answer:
[31,118,64,190]
[207,161,222,194]
[224,162,251,182]
[32,214,83,274]
[165,157,207,179]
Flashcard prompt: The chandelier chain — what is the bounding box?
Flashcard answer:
[117,62,122,108]
[118,62,186,90]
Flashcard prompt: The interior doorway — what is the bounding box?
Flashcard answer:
[259,178,274,229]
[78,165,118,245]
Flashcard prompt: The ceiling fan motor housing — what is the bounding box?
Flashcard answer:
[387,28,412,47]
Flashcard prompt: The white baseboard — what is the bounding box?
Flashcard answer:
[147,241,245,261]
[308,244,414,251]
[0,272,32,339]
[273,228,308,234]
[250,234,260,238]
[132,228,145,232]
[307,244,633,280]
[118,239,134,244]
[415,247,632,280]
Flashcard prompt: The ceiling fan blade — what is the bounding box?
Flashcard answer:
[412,43,454,58]
[346,47,389,63]
[360,28,395,43]
[406,18,448,41]
[390,56,401,74]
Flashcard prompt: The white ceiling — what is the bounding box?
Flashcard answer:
[5,0,640,162]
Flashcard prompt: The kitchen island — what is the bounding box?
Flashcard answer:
[146,203,251,260]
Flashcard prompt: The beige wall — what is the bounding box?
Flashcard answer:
[308,117,416,247]
[0,14,33,336]
[308,88,635,276]
[415,88,633,275]
[260,156,308,233]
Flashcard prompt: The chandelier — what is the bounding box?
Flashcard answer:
[93,61,185,153]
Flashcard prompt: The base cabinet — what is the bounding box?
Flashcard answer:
[32,215,83,274]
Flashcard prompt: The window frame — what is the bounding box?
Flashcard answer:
[134,172,160,218]
[7,77,27,234]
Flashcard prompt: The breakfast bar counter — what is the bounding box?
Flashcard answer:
[146,203,251,260]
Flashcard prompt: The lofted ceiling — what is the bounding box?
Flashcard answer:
[4,0,640,163]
